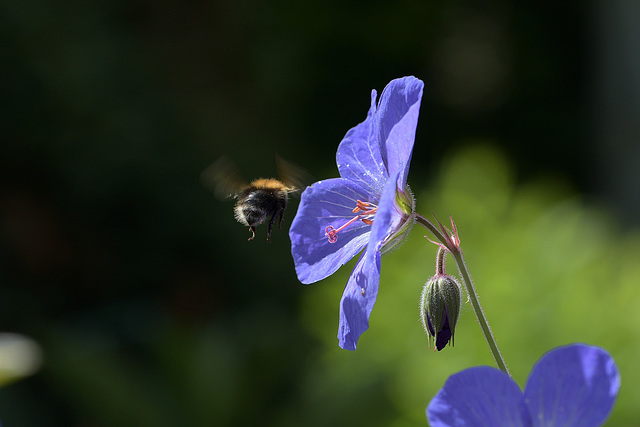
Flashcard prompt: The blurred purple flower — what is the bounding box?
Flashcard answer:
[289,76,424,350]
[427,344,621,427]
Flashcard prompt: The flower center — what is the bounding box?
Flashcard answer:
[325,200,377,243]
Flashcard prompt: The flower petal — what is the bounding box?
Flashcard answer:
[367,170,402,249]
[523,344,620,427]
[337,171,403,351]
[289,178,378,284]
[376,76,424,189]
[337,249,381,351]
[427,366,532,427]
[336,90,387,196]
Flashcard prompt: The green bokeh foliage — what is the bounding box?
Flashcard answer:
[294,144,638,426]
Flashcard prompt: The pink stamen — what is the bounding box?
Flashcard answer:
[325,199,377,243]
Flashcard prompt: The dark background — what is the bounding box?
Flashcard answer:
[1,0,638,425]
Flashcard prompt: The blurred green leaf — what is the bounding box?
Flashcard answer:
[294,145,639,426]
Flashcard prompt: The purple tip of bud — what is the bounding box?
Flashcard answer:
[435,312,452,351]
[427,307,453,351]
[426,313,435,336]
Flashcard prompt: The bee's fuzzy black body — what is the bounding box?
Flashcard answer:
[233,178,291,241]
[202,156,307,242]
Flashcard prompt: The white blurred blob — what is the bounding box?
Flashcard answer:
[0,333,43,386]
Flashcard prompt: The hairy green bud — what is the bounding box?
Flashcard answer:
[420,274,461,351]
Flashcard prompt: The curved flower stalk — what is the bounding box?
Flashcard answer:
[289,76,424,350]
[417,214,510,374]
[427,344,620,427]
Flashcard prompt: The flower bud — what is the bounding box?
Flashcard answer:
[420,274,461,351]
[395,186,415,216]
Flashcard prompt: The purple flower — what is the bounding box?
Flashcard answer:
[289,76,424,350]
[427,344,621,427]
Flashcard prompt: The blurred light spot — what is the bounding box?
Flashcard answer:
[0,333,43,386]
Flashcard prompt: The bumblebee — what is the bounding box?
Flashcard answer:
[202,156,306,241]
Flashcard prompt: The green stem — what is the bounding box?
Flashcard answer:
[435,246,446,275]
[415,213,510,376]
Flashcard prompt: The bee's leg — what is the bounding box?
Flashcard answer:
[267,212,278,242]
[278,208,285,230]
[248,226,256,241]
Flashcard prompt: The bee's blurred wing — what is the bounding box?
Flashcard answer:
[276,155,313,195]
[201,157,246,199]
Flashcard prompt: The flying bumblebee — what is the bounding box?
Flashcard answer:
[201,156,307,242]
